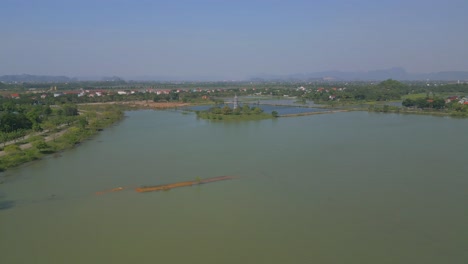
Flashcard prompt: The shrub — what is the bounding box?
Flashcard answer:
[32,140,49,150]
[4,145,21,154]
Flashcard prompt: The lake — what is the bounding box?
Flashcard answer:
[1,110,467,264]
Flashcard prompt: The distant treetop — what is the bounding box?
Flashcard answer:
[378,79,406,89]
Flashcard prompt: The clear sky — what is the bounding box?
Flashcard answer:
[1,0,467,79]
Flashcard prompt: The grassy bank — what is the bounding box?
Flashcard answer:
[0,105,124,172]
[368,104,468,117]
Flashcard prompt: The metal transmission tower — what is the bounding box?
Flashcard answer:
[233,94,239,109]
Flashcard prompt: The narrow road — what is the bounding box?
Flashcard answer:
[0,128,69,157]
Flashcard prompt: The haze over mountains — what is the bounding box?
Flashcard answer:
[249,68,468,82]
[1,68,468,83]
[0,74,121,83]
[0,74,78,83]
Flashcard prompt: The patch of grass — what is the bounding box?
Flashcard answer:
[402,93,427,100]
[25,135,43,143]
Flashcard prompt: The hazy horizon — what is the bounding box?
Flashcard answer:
[2,0,468,79]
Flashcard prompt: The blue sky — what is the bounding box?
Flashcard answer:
[1,0,467,79]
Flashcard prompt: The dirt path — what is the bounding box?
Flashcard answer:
[0,129,69,157]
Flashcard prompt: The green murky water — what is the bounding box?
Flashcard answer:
[1,110,467,263]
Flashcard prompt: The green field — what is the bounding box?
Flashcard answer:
[402,92,466,100]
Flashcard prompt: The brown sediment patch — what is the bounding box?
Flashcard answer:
[135,176,236,193]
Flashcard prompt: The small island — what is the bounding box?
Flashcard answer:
[196,104,277,121]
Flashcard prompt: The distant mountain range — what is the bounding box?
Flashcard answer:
[0,74,123,83]
[249,68,468,82]
[0,74,78,83]
[2,68,468,83]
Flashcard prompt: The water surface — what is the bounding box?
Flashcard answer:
[185,104,329,115]
[1,110,467,264]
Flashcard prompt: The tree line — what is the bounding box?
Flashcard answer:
[0,100,80,146]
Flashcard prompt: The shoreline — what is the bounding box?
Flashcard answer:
[279,110,349,117]
[0,105,125,172]
[79,101,189,109]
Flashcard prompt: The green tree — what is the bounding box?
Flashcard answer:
[242,104,250,113]
[77,116,88,129]
[233,107,242,115]
[432,98,445,109]
[415,98,430,108]
[2,102,16,112]
[402,99,415,107]
[222,105,232,115]
[43,105,52,116]
[61,104,78,116]
[378,79,406,90]
[0,113,32,132]
[252,107,263,114]
[210,107,222,114]
[32,140,50,150]
[0,132,11,147]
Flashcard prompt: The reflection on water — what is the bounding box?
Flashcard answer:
[0,200,15,210]
[0,192,15,210]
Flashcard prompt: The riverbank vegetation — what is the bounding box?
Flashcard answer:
[368,103,468,117]
[0,104,123,171]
